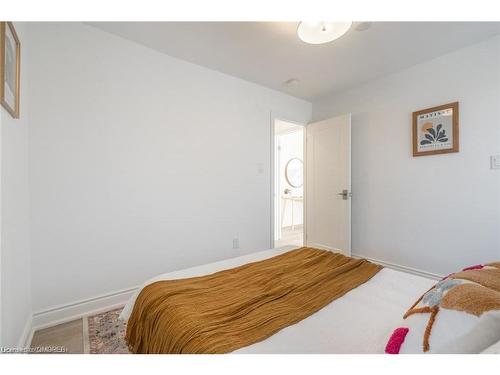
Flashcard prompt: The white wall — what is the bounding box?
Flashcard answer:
[27,23,311,313]
[0,23,32,346]
[313,36,500,276]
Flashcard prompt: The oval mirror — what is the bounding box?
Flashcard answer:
[285,158,303,188]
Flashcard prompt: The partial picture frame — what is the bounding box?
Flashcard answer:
[0,22,20,119]
[412,102,459,157]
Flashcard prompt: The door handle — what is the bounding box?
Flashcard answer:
[337,189,352,200]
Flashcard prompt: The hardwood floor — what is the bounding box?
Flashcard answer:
[275,225,303,248]
[30,319,85,354]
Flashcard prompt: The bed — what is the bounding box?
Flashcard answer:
[120,246,436,353]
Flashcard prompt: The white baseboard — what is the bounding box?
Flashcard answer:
[352,252,443,280]
[21,253,441,346]
[17,315,34,349]
[31,286,138,332]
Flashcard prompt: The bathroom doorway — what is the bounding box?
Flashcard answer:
[273,119,304,248]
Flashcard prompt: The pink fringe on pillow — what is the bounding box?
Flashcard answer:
[385,327,409,354]
[462,264,484,271]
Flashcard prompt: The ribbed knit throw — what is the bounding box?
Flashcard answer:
[126,247,382,353]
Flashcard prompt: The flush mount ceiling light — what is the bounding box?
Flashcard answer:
[297,22,352,44]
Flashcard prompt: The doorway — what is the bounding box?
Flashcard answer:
[273,119,304,248]
[271,114,352,255]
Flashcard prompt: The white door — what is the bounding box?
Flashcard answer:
[305,114,351,255]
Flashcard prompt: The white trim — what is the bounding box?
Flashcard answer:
[352,253,443,280]
[302,125,308,246]
[270,111,276,248]
[21,255,441,346]
[32,286,137,331]
[17,315,34,349]
[82,315,90,354]
[347,115,352,255]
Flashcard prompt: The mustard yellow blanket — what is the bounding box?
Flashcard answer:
[126,247,382,353]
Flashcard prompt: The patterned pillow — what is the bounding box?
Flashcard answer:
[385,262,500,354]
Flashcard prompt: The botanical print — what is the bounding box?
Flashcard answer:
[416,108,453,153]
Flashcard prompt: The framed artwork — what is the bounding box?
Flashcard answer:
[412,102,459,157]
[0,22,20,119]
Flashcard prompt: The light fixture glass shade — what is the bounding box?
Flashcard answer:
[297,22,352,44]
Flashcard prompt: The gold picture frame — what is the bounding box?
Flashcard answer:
[412,102,459,157]
[0,22,21,119]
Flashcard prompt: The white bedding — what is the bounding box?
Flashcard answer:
[120,246,436,353]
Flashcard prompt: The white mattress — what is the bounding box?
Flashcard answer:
[121,246,436,353]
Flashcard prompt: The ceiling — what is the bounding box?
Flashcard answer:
[88,22,500,100]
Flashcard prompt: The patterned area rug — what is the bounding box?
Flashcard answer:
[87,308,130,354]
